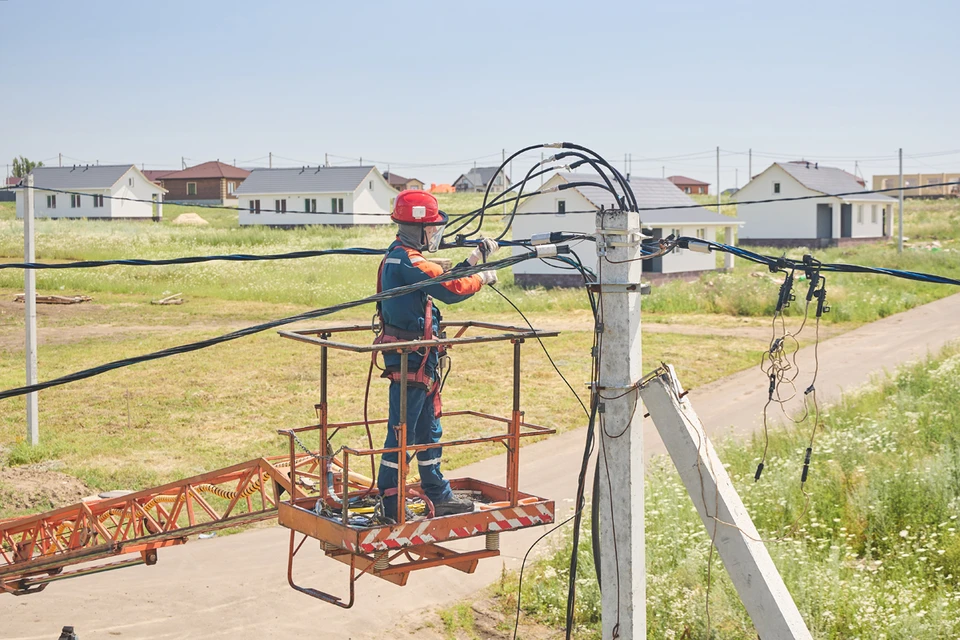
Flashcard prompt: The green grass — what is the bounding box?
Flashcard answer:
[0,300,764,518]
[0,195,958,518]
[501,344,960,638]
[1,197,958,322]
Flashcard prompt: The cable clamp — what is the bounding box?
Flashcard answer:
[534,244,558,258]
[686,240,712,254]
[587,381,641,392]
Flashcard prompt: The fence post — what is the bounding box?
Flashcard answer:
[24,174,39,445]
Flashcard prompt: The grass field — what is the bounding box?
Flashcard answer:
[0,195,958,522]
[498,345,960,639]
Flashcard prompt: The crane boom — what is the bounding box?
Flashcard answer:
[0,454,319,595]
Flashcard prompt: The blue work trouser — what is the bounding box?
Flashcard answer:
[377,381,454,516]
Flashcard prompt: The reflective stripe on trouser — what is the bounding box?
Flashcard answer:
[377,382,454,507]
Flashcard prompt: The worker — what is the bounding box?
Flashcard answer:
[375,190,499,521]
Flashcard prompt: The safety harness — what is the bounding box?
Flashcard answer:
[372,251,446,417]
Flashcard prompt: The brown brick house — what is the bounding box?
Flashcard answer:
[156,161,250,204]
[382,171,425,191]
[667,175,709,195]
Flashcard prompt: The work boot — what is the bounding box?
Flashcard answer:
[433,494,474,517]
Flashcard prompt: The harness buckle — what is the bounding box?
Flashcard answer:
[371,313,382,336]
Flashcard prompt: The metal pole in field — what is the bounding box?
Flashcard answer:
[596,206,644,638]
[898,148,904,254]
[502,148,506,216]
[716,146,721,210]
[23,174,39,445]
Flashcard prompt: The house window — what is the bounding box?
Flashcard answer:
[187,182,197,196]
[93,194,104,208]
[773,182,781,194]
[227,182,236,195]
[871,205,878,224]
[71,194,81,208]
[684,187,691,194]
[305,198,317,213]
[857,205,863,224]
[275,199,287,213]
[331,197,344,213]
[369,180,374,191]
[250,199,261,214]
[696,228,706,240]
[556,199,566,216]
[46,195,56,209]
[128,178,134,186]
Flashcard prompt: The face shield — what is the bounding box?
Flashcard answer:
[424,223,446,253]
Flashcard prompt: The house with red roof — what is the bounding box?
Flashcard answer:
[154,161,250,204]
[667,175,710,195]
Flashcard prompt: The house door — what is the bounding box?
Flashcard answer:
[882,207,888,236]
[840,204,852,238]
[816,204,832,239]
[643,228,663,273]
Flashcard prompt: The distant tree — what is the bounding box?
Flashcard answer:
[12,156,43,177]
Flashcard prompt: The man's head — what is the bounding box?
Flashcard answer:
[392,190,448,253]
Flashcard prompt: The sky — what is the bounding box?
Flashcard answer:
[1,0,957,189]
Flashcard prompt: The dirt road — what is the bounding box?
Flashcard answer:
[4,293,959,640]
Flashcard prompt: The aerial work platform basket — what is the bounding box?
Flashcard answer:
[276,321,559,607]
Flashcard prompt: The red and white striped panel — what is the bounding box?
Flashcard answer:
[488,503,554,532]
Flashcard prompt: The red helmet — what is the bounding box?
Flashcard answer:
[392,190,448,225]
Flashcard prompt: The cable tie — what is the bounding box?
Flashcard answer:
[768,373,776,399]
[755,462,764,482]
[804,384,815,395]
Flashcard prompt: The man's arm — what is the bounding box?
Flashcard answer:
[402,256,483,304]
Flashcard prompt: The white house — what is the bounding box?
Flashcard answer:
[235,166,397,226]
[511,173,743,287]
[16,165,165,220]
[736,161,896,247]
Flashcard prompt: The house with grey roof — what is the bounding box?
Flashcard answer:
[453,167,509,193]
[16,165,166,220]
[736,161,896,247]
[511,172,743,287]
[235,166,397,226]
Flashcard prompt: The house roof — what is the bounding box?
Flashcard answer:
[454,167,509,188]
[27,165,141,190]
[551,173,739,225]
[667,175,710,186]
[143,170,173,183]
[775,161,893,202]
[5,176,21,187]
[156,161,250,181]
[383,171,422,188]
[234,166,378,195]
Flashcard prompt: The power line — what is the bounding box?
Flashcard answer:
[0,250,537,401]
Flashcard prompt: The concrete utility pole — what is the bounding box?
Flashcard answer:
[58,153,62,168]
[269,152,273,169]
[596,207,644,638]
[325,153,329,167]
[23,174,39,446]
[661,165,665,179]
[898,148,904,254]
[716,146,721,210]
[748,148,752,181]
[640,371,812,639]
[540,152,544,186]
[182,156,186,170]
